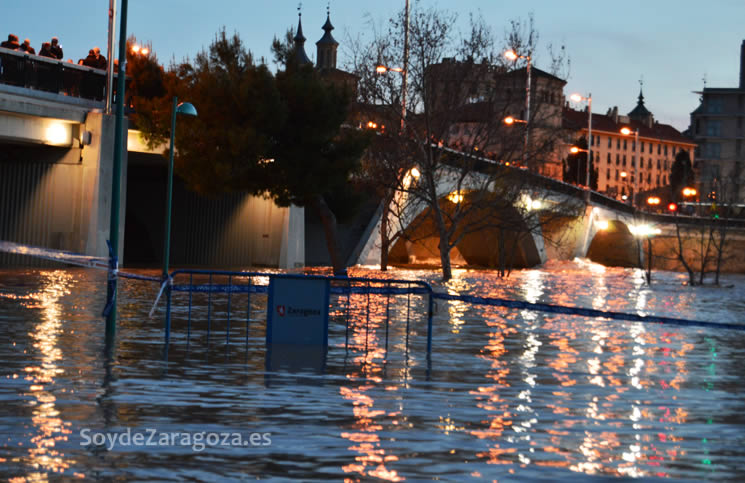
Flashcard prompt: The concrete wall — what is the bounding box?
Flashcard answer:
[124,160,302,269]
[0,111,122,266]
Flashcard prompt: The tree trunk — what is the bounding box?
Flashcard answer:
[380,198,390,272]
[311,194,347,276]
[714,221,727,285]
[646,237,652,285]
[438,235,452,282]
[674,217,696,285]
[498,227,506,278]
[432,206,452,282]
[699,227,714,285]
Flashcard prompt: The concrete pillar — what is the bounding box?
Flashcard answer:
[279,204,305,269]
[80,111,127,261]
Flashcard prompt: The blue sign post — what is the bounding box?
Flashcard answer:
[265,276,330,375]
[266,276,330,346]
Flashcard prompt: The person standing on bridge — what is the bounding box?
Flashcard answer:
[93,47,106,70]
[38,42,55,59]
[50,37,63,60]
[0,34,20,50]
[19,39,35,55]
[82,49,97,67]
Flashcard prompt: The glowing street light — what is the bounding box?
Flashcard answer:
[504,116,527,125]
[504,49,532,168]
[620,126,639,208]
[131,44,150,56]
[570,92,592,188]
[682,187,697,197]
[375,62,407,131]
[376,65,403,73]
[647,196,661,205]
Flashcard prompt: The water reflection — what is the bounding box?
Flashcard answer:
[19,271,77,477]
[340,293,404,482]
[0,263,743,480]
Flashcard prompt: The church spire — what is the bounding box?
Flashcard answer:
[627,77,653,125]
[293,6,312,65]
[316,4,338,70]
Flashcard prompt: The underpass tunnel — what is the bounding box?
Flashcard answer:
[586,219,639,267]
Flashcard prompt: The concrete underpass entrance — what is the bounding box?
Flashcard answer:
[124,153,290,269]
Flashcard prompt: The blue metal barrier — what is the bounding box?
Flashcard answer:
[161,269,436,355]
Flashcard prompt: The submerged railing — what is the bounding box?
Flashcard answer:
[159,269,435,355]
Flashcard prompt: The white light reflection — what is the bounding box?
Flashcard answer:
[20,271,76,477]
[514,271,545,464]
[444,277,471,334]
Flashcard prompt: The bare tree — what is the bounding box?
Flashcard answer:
[349,5,575,281]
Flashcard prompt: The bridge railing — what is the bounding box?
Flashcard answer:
[439,145,637,213]
[0,47,121,102]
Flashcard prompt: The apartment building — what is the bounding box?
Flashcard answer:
[564,92,695,200]
[689,40,745,202]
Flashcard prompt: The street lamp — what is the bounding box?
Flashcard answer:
[568,146,589,185]
[570,93,592,188]
[505,49,532,169]
[620,126,639,208]
[620,170,630,202]
[131,44,150,56]
[504,115,527,125]
[162,97,198,280]
[375,63,406,132]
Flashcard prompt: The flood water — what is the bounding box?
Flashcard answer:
[1,260,744,481]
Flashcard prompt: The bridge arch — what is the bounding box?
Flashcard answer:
[387,191,544,269]
[586,219,640,267]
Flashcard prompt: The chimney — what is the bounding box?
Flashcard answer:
[741,40,745,89]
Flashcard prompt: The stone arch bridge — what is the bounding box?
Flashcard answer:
[352,151,737,270]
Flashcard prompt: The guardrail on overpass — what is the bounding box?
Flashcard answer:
[0,46,123,101]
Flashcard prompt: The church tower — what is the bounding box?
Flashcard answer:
[293,10,312,65]
[316,9,338,70]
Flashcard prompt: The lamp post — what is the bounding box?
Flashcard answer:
[105,0,116,114]
[570,93,592,188]
[620,127,639,208]
[105,0,128,345]
[569,145,589,186]
[375,63,406,132]
[505,49,531,169]
[620,170,630,203]
[162,97,197,280]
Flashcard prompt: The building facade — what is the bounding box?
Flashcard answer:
[689,40,745,203]
[564,92,696,201]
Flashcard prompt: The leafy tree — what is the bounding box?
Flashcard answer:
[268,59,371,274]
[132,29,368,274]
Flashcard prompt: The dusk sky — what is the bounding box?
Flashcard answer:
[3,0,744,131]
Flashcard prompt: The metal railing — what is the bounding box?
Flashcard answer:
[0,46,119,101]
[160,269,435,355]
